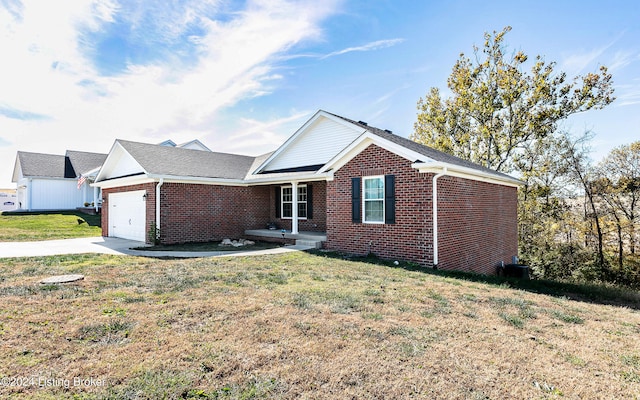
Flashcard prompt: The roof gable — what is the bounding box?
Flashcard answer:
[95,142,147,182]
[65,150,107,177]
[177,139,211,152]
[254,110,366,174]
[13,151,74,180]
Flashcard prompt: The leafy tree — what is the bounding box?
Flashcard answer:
[412,26,615,173]
[563,133,609,277]
[597,142,640,255]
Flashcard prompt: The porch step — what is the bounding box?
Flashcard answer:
[295,239,323,249]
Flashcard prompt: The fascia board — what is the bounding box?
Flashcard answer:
[153,172,333,186]
[319,132,428,173]
[92,171,334,189]
[91,175,155,189]
[94,141,121,182]
[21,177,78,181]
[148,174,248,187]
[412,162,524,187]
[11,156,21,183]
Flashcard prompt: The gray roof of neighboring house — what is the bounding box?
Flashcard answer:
[117,140,258,180]
[65,151,107,176]
[16,151,74,179]
[14,150,107,181]
[330,112,518,181]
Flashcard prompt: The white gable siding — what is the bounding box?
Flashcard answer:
[263,117,363,172]
[103,148,145,180]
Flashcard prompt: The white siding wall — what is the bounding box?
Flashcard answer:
[264,117,362,171]
[31,179,83,210]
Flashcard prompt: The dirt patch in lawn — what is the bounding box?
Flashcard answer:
[132,240,281,252]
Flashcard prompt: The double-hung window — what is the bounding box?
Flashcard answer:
[281,185,307,219]
[363,176,384,223]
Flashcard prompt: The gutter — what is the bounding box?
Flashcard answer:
[432,168,447,268]
[412,161,523,188]
[156,178,164,236]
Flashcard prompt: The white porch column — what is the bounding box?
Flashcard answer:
[291,181,299,234]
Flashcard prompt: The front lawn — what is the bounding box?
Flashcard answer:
[1,252,639,398]
[0,211,101,241]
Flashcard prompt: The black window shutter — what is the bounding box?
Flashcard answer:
[307,184,313,219]
[274,187,281,218]
[352,177,361,223]
[385,175,395,224]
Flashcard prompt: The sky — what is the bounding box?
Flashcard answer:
[1,0,639,188]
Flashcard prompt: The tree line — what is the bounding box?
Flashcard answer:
[412,27,639,287]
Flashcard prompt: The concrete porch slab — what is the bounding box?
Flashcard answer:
[244,229,327,242]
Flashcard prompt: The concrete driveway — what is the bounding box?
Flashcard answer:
[0,237,146,258]
[0,236,313,258]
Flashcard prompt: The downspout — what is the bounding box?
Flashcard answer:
[155,178,164,238]
[27,178,32,211]
[432,167,447,268]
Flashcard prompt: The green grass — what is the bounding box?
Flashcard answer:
[0,211,101,241]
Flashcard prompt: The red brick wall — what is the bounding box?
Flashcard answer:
[325,144,518,274]
[159,183,270,244]
[269,181,327,232]
[436,176,518,275]
[102,182,271,244]
[101,183,157,241]
[325,145,434,265]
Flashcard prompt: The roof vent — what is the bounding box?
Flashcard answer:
[384,129,393,134]
[357,120,368,126]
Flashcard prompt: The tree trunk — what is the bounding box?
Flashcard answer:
[585,190,606,274]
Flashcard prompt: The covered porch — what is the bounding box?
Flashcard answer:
[244,229,326,249]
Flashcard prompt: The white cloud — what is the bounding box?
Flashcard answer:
[321,38,404,59]
[560,32,624,75]
[0,0,341,187]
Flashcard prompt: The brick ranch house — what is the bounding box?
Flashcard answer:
[93,110,522,274]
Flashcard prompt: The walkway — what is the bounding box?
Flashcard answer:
[0,237,315,259]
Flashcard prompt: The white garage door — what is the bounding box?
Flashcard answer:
[109,190,146,242]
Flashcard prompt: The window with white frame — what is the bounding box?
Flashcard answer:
[363,176,384,223]
[281,185,307,219]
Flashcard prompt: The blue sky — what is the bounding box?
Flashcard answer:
[1,0,638,188]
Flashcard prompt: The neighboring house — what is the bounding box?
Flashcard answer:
[94,110,522,274]
[0,189,17,212]
[12,150,107,211]
[158,139,212,151]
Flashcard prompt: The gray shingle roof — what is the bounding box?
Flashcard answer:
[16,151,74,178]
[329,112,518,181]
[65,151,107,176]
[117,140,257,180]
